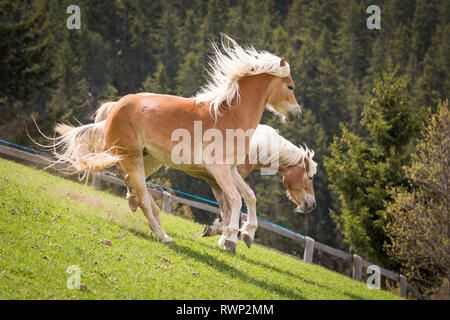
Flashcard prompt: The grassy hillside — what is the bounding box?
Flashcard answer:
[0,158,400,300]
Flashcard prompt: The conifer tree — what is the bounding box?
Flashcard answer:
[286,0,312,36]
[336,0,372,83]
[324,66,423,265]
[175,52,203,97]
[224,1,250,42]
[141,62,171,94]
[47,29,89,122]
[414,22,450,108]
[0,1,55,125]
[154,2,182,90]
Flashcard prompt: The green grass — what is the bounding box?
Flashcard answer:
[0,158,401,300]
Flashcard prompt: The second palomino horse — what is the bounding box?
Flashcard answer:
[48,35,301,253]
[202,124,317,243]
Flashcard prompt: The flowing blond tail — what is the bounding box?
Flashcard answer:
[93,101,117,123]
[50,120,124,176]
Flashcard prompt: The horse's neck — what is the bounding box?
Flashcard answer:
[221,74,273,130]
[251,126,302,167]
[278,138,302,166]
[241,157,283,178]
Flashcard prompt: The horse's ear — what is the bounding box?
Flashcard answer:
[304,159,310,173]
[280,57,286,67]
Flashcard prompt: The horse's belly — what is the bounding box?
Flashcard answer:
[169,163,210,179]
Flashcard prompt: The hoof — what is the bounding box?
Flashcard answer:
[128,197,138,212]
[224,240,236,254]
[161,235,174,243]
[241,233,252,248]
[126,191,134,200]
[201,226,213,237]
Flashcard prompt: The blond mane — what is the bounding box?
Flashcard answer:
[249,125,317,178]
[194,34,290,120]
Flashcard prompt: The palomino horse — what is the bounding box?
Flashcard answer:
[95,101,316,247]
[49,35,301,253]
[202,124,317,243]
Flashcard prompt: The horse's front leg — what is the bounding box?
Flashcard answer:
[202,171,257,248]
[231,168,257,248]
[202,186,231,237]
[206,164,242,253]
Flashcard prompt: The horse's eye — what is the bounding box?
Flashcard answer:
[287,85,294,91]
[308,176,313,181]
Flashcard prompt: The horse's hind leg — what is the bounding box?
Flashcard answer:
[125,178,139,212]
[120,156,172,242]
[115,158,161,222]
[143,156,163,226]
[115,164,138,212]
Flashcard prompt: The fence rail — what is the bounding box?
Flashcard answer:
[0,142,428,300]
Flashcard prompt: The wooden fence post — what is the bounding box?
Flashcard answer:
[352,254,363,282]
[399,275,408,298]
[162,191,172,213]
[303,236,315,263]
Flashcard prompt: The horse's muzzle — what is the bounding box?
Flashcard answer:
[286,105,302,121]
[297,195,316,213]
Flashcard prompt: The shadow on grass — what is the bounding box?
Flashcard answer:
[177,234,337,289]
[118,224,306,299]
[180,235,371,300]
[113,220,369,300]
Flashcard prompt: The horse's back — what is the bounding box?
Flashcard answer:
[106,93,191,128]
[116,93,196,112]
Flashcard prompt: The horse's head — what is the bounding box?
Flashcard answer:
[266,58,302,122]
[279,156,317,213]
